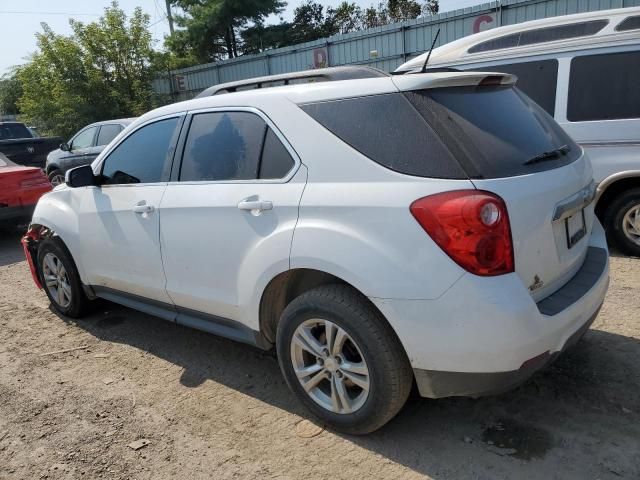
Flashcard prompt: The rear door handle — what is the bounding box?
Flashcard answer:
[132,203,155,214]
[237,199,273,215]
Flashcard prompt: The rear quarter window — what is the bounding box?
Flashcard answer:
[300,94,467,179]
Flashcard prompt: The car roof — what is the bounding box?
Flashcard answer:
[133,70,514,128]
[395,6,640,71]
[85,118,136,128]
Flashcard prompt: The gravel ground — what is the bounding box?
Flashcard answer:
[0,228,638,480]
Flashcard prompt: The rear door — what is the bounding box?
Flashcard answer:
[160,108,306,324]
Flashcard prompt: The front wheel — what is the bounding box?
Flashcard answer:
[604,187,640,257]
[48,169,65,187]
[276,285,413,435]
[37,237,90,318]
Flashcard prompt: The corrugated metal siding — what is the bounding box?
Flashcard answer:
[154,0,639,101]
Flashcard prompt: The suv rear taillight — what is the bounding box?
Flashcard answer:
[410,190,514,276]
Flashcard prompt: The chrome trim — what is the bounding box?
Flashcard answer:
[552,180,596,222]
[580,140,640,147]
[596,170,640,202]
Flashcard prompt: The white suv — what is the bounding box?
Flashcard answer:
[22,67,610,434]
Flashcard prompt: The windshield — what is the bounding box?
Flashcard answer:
[404,85,580,178]
[0,123,33,140]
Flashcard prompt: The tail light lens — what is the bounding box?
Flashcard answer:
[410,190,514,276]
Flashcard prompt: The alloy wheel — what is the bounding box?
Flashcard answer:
[42,252,72,308]
[290,318,370,414]
[622,204,640,246]
[50,174,65,187]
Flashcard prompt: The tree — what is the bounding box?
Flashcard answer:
[167,0,286,63]
[0,69,23,117]
[326,2,364,35]
[17,2,160,138]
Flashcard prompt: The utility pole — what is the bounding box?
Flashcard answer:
[165,0,174,34]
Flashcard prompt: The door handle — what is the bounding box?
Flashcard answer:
[237,199,273,215]
[132,203,155,214]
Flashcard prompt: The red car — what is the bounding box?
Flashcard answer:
[0,154,52,224]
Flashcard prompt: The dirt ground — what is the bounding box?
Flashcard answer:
[0,228,638,480]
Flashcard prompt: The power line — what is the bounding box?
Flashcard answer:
[0,10,100,16]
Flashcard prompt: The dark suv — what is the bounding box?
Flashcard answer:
[45,118,134,185]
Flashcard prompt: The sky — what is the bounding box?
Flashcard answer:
[0,0,486,74]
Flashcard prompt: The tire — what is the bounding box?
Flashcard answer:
[37,237,90,318]
[604,187,640,257]
[276,284,413,435]
[48,169,65,187]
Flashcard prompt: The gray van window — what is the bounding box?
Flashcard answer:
[464,59,558,115]
[568,51,640,121]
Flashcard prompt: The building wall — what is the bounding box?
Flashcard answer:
[153,0,640,101]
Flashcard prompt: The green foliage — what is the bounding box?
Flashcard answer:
[16,2,160,139]
[0,68,23,117]
[167,0,286,64]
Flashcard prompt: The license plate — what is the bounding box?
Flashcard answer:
[565,209,586,249]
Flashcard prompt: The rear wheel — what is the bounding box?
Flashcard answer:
[604,188,640,257]
[37,237,90,318]
[276,285,413,435]
[48,169,65,187]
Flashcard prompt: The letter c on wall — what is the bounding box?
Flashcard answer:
[473,14,494,34]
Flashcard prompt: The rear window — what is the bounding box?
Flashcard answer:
[301,85,579,179]
[407,85,580,178]
[0,123,32,140]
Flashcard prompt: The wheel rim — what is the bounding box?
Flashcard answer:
[42,252,72,308]
[290,318,370,415]
[50,174,65,187]
[622,204,640,246]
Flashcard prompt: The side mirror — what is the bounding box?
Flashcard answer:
[66,165,98,188]
[60,142,70,152]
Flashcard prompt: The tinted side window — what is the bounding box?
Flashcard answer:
[259,128,295,179]
[102,118,180,185]
[468,20,608,54]
[616,16,640,32]
[96,124,123,146]
[72,127,97,150]
[300,94,466,179]
[180,112,266,181]
[568,51,640,121]
[468,60,558,115]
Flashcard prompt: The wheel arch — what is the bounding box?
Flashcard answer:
[595,172,640,219]
[258,268,403,349]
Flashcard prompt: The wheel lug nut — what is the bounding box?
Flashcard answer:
[322,348,330,357]
[335,356,342,364]
[317,357,324,365]
[326,371,332,379]
[336,371,343,379]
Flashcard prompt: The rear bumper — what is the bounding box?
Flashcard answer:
[413,304,601,398]
[370,219,610,398]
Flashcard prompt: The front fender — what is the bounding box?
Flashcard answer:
[31,187,86,282]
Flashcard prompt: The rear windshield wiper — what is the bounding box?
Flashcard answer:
[523,144,571,166]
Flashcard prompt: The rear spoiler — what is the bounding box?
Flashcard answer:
[392,71,517,92]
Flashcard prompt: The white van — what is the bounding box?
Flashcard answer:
[396,7,640,256]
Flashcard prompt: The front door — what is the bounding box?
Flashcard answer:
[159,110,306,324]
[77,116,183,303]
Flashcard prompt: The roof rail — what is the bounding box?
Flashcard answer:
[195,66,389,98]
